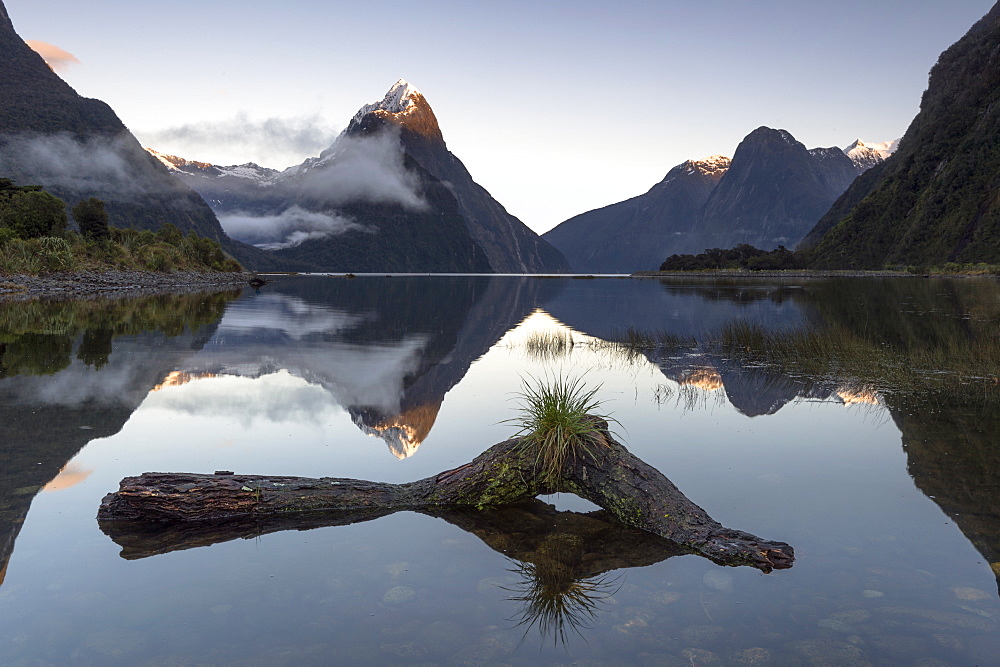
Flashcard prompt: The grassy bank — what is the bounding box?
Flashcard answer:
[0,224,242,276]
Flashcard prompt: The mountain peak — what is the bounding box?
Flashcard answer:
[351,78,421,123]
[347,78,443,143]
[842,138,899,159]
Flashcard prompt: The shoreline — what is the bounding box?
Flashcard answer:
[2,269,995,299]
[632,269,999,279]
[0,270,253,299]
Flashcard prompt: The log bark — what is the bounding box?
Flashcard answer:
[98,420,793,572]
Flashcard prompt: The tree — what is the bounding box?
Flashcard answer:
[72,198,109,241]
[0,189,68,239]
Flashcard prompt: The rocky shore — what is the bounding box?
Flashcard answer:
[0,270,256,298]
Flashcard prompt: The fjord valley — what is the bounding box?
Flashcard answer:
[3,0,1000,664]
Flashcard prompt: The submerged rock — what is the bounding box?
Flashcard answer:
[381,585,416,605]
[702,569,735,593]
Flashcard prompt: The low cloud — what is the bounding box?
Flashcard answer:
[25,40,80,72]
[139,113,338,169]
[299,130,428,211]
[0,133,157,197]
[219,205,368,249]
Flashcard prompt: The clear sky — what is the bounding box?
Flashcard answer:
[5,0,995,234]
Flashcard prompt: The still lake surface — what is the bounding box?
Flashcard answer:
[1,274,999,665]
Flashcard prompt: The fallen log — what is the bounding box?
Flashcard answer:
[98,418,793,572]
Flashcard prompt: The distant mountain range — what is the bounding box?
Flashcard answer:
[543,129,896,273]
[150,80,567,273]
[3,0,997,273]
[802,2,1000,268]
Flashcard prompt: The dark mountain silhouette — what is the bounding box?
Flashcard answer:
[542,157,729,273]
[544,128,874,272]
[692,128,865,253]
[803,3,1000,268]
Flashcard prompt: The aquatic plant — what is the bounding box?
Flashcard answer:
[507,375,618,486]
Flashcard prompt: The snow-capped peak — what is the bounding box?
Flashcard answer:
[843,138,899,160]
[842,138,900,171]
[350,78,422,126]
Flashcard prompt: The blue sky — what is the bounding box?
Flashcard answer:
[6,0,995,233]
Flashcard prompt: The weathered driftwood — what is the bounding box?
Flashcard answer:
[98,420,793,572]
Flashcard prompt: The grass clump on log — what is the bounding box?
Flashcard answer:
[507,375,618,487]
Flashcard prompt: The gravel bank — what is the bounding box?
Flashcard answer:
[0,270,256,298]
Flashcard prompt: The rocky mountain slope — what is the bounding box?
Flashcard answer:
[802,2,1000,268]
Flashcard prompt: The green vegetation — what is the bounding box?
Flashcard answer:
[0,181,241,275]
[660,244,805,271]
[507,376,618,486]
[72,197,109,241]
[0,178,67,239]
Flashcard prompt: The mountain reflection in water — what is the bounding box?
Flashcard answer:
[1,275,999,662]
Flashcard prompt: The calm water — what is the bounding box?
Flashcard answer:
[1,275,999,665]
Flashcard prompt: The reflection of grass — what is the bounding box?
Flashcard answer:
[0,291,239,378]
[714,320,1000,391]
[508,375,617,486]
[522,330,575,361]
[502,559,620,646]
[653,382,727,411]
[606,327,696,351]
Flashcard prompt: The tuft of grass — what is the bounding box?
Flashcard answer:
[507,375,617,486]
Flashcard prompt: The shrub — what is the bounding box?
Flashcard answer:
[73,198,110,241]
